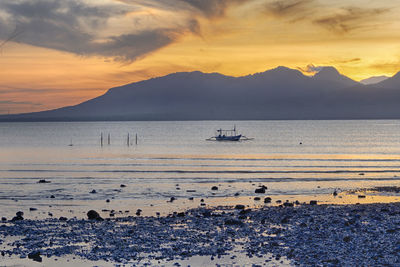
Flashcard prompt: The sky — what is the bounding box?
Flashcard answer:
[0,0,400,114]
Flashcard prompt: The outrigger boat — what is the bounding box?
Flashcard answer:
[206,126,253,141]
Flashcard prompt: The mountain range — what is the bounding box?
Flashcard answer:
[1,66,400,121]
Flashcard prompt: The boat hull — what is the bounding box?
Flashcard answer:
[215,135,242,141]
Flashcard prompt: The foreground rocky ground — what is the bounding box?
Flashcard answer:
[1,202,400,266]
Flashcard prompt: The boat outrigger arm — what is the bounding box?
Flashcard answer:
[206,126,254,141]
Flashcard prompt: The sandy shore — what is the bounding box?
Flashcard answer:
[1,201,400,266]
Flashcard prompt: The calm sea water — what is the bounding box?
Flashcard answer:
[1,120,400,218]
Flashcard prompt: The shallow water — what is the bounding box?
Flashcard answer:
[1,120,400,219]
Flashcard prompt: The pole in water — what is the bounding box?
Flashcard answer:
[135,133,138,145]
[127,133,130,146]
[101,132,103,146]
[108,133,110,145]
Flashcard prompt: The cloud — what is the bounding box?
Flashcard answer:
[264,0,316,22]
[0,0,245,62]
[0,100,42,106]
[297,64,324,74]
[313,7,388,33]
[263,0,389,33]
[331,58,361,64]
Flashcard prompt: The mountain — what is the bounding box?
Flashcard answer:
[375,72,400,88]
[1,66,400,121]
[312,67,359,87]
[360,75,389,85]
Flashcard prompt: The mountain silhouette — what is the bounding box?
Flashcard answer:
[1,66,400,121]
[360,75,388,85]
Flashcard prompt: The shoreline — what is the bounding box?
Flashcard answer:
[1,201,400,266]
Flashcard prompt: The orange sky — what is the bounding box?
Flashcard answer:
[0,0,400,114]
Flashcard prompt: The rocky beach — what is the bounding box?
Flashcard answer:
[1,200,400,266]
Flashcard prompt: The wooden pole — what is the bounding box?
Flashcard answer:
[108,133,110,145]
[101,132,103,146]
[127,133,130,146]
[135,133,138,145]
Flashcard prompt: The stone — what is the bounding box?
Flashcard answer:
[235,204,245,210]
[136,209,142,216]
[50,195,55,199]
[1,217,6,221]
[255,187,266,194]
[283,202,294,207]
[28,251,42,262]
[254,197,261,201]
[225,219,244,226]
[120,184,126,188]
[87,210,103,221]
[358,195,366,198]
[264,197,272,203]
[310,200,318,205]
[211,186,218,191]
[343,236,351,242]
[38,179,50,183]
[59,217,68,221]
[90,189,97,194]
[11,211,24,221]
[29,208,37,211]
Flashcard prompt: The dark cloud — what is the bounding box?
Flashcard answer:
[313,7,388,33]
[264,0,315,21]
[331,58,361,64]
[263,0,389,33]
[0,0,231,62]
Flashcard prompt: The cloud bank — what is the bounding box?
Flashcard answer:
[0,0,248,62]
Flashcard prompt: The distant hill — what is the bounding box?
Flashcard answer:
[360,76,389,85]
[1,66,400,121]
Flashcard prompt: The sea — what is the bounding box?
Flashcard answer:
[1,120,400,219]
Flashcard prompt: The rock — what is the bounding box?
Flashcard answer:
[90,189,97,194]
[255,186,267,194]
[28,251,42,262]
[188,197,194,200]
[29,208,37,211]
[264,197,272,203]
[136,209,142,216]
[38,179,50,183]
[235,204,245,210]
[225,219,244,226]
[169,197,176,202]
[343,236,351,242]
[11,211,24,222]
[87,210,103,221]
[283,202,294,207]
[333,190,338,196]
[254,197,261,201]
[310,200,318,205]
[59,217,68,221]
[106,199,110,203]
[234,192,240,196]
[120,184,126,188]
[358,195,366,198]
[1,217,6,221]
[177,212,185,217]
[211,186,218,191]
[50,195,55,199]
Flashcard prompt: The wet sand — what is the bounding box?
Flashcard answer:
[1,199,400,266]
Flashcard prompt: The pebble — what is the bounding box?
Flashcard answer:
[0,203,399,267]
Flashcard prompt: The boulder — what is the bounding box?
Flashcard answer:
[87,210,103,221]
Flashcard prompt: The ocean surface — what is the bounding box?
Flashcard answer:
[1,120,400,219]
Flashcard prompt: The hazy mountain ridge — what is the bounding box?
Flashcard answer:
[1,66,400,121]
